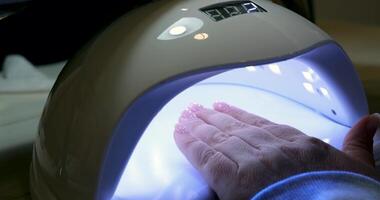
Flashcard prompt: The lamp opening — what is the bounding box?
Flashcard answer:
[111,43,352,200]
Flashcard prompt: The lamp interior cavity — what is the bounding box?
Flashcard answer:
[112,55,351,200]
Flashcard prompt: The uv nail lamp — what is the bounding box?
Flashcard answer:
[30,0,368,200]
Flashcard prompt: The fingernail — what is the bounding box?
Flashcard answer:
[214,102,230,112]
[188,103,204,113]
[175,123,188,134]
[180,109,197,122]
[367,113,380,132]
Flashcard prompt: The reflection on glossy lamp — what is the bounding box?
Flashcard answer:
[30,0,368,200]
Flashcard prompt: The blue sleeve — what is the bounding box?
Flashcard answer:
[252,171,380,200]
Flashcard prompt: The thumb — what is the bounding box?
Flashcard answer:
[343,113,380,167]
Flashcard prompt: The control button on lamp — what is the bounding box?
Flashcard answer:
[194,33,209,40]
[169,26,187,36]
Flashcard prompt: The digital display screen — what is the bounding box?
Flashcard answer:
[200,1,266,21]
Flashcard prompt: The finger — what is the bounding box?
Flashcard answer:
[188,103,250,133]
[179,109,230,146]
[213,102,303,141]
[343,113,380,166]
[179,109,260,163]
[213,102,275,128]
[173,123,238,187]
[188,103,292,144]
[173,123,218,169]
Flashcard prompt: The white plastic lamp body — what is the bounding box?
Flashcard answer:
[30,0,368,200]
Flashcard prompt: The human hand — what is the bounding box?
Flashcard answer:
[173,102,380,200]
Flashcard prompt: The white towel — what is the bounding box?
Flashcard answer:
[0,55,56,93]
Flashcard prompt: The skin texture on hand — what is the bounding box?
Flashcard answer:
[173,102,380,200]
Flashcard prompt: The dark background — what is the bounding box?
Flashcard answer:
[0,0,155,68]
[0,0,314,69]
